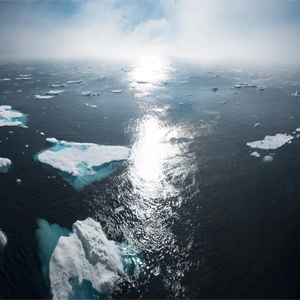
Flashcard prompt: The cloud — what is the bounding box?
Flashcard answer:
[0,0,300,64]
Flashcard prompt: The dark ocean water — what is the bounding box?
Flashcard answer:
[1,57,300,299]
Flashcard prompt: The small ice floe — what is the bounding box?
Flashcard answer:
[212,87,218,91]
[254,123,261,127]
[45,90,64,95]
[84,103,97,108]
[34,95,55,99]
[136,81,148,84]
[40,132,45,135]
[115,206,124,213]
[296,127,300,132]
[179,81,188,83]
[17,90,22,93]
[0,229,7,251]
[0,157,12,173]
[67,80,82,84]
[0,78,11,81]
[292,90,300,97]
[16,179,21,184]
[262,155,273,162]
[250,151,261,158]
[15,77,32,80]
[111,90,122,93]
[234,83,257,88]
[50,84,66,87]
[80,91,99,96]
[0,105,28,127]
[236,102,240,105]
[247,133,293,150]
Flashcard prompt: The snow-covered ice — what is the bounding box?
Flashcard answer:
[34,95,55,99]
[0,229,7,251]
[0,157,12,173]
[246,133,293,150]
[45,90,64,95]
[0,105,28,127]
[49,218,124,299]
[250,152,261,158]
[35,138,130,190]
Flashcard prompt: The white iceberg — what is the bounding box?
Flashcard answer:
[49,218,124,300]
[0,157,12,173]
[0,105,28,127]
[34,95,55,99]
[246,133,293,150]
[250,151,261,158]
[67,80,82,84]
[45,90,64,95]
[234,83,257,88]
[35,138,130,190]
[0,229,7,251]
[111,90,122,93]
[292,90,300,97]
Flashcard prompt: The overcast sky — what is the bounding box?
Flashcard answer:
[1,0,300,64]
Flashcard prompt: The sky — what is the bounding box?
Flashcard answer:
[1,0,300,64]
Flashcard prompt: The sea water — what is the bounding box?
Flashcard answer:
[1,57,300,298]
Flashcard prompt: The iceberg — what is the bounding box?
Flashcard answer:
[67,80,82,84]
[45,90,64,95]
[292,90,300,97]
[0,105,28,127]
[34,95,55,99]
[0,157,12,173]
[0,229,7,251]
[111,90,122,93]
[246,133,293,150]
[262,155,273,162]
[34,138,130,191]
[80,91,99,96]
[250,151,261,158]
[49,218,124,299]
[234,83,257,88]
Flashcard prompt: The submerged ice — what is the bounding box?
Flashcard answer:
[246,133,293,150]
[35,138,130,190]
[0,105,28,127]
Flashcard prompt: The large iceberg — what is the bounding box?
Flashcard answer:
[0,157,12,173]
[49,218,123,299]
[0,229,7,251]
[246,133,293,150]
[35,138,130,190]
[0,105,28,127]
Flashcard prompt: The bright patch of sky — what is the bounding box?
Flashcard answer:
[0,0,300,64]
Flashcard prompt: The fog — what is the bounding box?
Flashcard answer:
[1,0,300,65]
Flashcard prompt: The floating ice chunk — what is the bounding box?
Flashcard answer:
[246,133,293,150]
[15,77,32,80]
[49,218,124,299]
[0,229,7,251]
[17,90,22,93]
[292,90,300,97]
[35,139,130,190]
[40,132,45,135]
[67,80,82,84]
[250,151,261,158]
[16,179,21,184]
[34,95,54,99]
[296,127,300,132]
[0,157,12,173]
[254,123,261,127]
[179,81,188,83]
[115,206,124,213]
[80,91,99,96]
[0,78,11,81]
[89,105,97,108]
[234,83,257,88]
[45,90,64,95]
[51,84,66,87]
[0,105,28,127]
[262,155,273,162]
[111,90,122,93]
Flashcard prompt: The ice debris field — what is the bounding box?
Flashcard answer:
[0,105,28,127]
[35,138,130,191]
[36,218,144,300]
